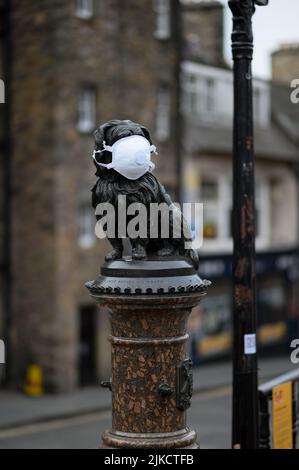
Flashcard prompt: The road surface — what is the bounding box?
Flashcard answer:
[0,387,231,449]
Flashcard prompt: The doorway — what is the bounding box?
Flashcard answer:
[79,305,97,386]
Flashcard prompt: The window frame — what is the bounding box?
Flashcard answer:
[78,202,96,249]
[77,86,97,134]
[75,0,94,20]
[155,84,171,142]
[182,72,216,117]
[153,0,171,40]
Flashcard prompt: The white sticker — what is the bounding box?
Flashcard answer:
[244,334,256,355]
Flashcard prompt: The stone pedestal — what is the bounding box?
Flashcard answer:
[86,257,210,449]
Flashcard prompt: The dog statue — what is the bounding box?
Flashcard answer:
[91,119,199,269]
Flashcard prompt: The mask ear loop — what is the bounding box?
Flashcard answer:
[92,150,108,167]
[150,145,158,155]
[92,141,113,167]
[149,145,157,172]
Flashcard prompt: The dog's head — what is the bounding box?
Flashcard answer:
[93,120,152,176]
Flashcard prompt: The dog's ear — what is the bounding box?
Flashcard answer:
[94,121,117,149]
[141,125,152,144]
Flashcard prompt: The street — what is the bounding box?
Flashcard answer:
[0,387,231,450]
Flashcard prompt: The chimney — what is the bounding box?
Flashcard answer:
[272,43,299,85]
[182,0,224,66]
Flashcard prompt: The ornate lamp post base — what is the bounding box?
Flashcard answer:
[86,257,210,450]
[102,430,198,450]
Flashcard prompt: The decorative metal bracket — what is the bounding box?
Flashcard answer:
[176,358,193,411]
[229,0,269,60]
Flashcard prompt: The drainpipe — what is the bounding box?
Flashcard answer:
[1,0,12,384]
[173,0,183,203]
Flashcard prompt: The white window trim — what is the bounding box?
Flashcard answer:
[153,0,171,40]
[79,204,96,249]
[77,87,96,134]
[76,0,94,20]
[156,85,171,141]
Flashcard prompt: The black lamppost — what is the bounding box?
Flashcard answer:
[228,0,269,449]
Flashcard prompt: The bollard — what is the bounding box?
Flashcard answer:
[86,257,210,449]
[24,365,44,397]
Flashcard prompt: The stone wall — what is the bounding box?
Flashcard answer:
[272,44,299,85]
[182,0,224,66]
[6,0,181,392]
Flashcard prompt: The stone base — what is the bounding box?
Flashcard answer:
[87,258,209,453]
[100,428,199,449]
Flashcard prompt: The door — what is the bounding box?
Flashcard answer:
[79,305,97,386]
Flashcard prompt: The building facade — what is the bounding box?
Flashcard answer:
[182,45,299,363]
[0,0,182,391]
[0,0,298,391]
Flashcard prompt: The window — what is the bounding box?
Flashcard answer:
[182,73,199,116]
[200,175,270,251]
[76,0,94,19]
[154,0,171,40]
[202,180,219,240]
[156,85,171,141]
[182,73,216,117]
[79,203,96,249]
[253,82,270,127]
[77,87,96,133]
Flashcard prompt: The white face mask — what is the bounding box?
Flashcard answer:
[92,135,157,180]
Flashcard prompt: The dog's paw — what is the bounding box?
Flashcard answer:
[105,249,123,261]
[132,246,147,261]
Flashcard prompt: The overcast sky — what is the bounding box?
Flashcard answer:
[218,0,299,79]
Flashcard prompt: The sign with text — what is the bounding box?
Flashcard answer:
[272,382,293,449]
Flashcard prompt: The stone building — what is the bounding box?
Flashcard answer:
[1,0,298,391]
[0,0,184,392]
[0,0,230,392]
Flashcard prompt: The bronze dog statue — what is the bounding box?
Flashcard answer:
[91,119,199,269]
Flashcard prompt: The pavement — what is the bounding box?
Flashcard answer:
[0,354,297,431]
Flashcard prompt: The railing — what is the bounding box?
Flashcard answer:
[259,369,299,449]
